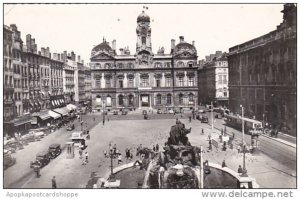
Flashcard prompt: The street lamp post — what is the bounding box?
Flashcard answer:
[240,105,248,177]
[211,101,214,130]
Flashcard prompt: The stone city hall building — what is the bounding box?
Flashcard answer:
[90,11,198,110]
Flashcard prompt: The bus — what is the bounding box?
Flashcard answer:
[224,114,263,135]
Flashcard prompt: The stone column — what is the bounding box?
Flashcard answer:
[184,71,188,86]
[162,73,166,87]
[101,73,105,88]
[124,73,128,88]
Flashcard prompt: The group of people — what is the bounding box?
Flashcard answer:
[79,146,89,165]
[152,144,160,152]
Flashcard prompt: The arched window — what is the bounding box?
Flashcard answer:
[129,94,134,106]
[167,94,172,105]
[156,94,162,105]
[177,61,184,67]
[179,93,184,105]
[188,93,194,104]
[118,95,124,106]
[106,95,112,107]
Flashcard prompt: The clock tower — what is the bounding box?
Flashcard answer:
[136,11,152,53]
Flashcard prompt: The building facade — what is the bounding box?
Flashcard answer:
[3,25,15,122]
[198,52,229,107]
[84,66,92,104]
[90,11,198,110]
[63,53,76,104]
[227,4,296,135]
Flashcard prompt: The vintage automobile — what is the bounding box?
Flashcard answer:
[21,133,36,143]
[200,115,209,123]
[66,124,75,131]
[30,151,50,168]
[48,144,62,159]
[121,110,128,115]
[168,109,174,114]
[113,110,119,115]
[70,131,87,148]
[157,109,163,114]
[4,149,16,169]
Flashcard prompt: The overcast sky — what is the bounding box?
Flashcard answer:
[4,4,284,63]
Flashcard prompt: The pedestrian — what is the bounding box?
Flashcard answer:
[103,150,107,158]
[201,128,204,135]
[125,149,130,159]
[156,144,159,152]
[107,117,109,122]
[189,116,192,123]
[102,119,105,126]
[222,160,226,168]
[79,148,83,159]
[237,145,241,153]
[238,165,243,174]
[130,152,133,160]
[93,117,95,121]
[118,154,123,165]
[52,176,57,188]
[85,152,89,163]
[153,145,156,152]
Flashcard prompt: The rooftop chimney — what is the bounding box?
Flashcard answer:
[77,55,81,63]
[112,40,116,51]
[179,36,184,43]
[58,54,61,61]
[215,51,222,58]
[41,47,45,56]
[46,47,50,58]
[119,48,124,55]
[71,51,76,61]
[26,34,31,51]
[171,39,175,50]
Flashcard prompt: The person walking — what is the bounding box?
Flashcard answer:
[222,160,226,168]
[118,154,123,165]
[85,152,89,163]
[52,176,57,188]
[102,118,105,126]
[153,145,156,152]
[155,144,159,152]
[189,115,192,123]
[201,128,204,135]
[79,148,83,159]
[238,165,243,174]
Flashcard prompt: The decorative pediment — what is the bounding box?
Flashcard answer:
[187,71,195,77]
[127,73,134,79]
[104,73,112,79]
[154,73,162,79]
[176,72,185,77]
[165,73,172,78]
[117,73,124,79]
[140,73,149,79]
[91,51,115,60]
[174,51,197,59]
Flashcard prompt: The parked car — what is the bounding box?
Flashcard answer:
[157,109,162,114]
[200,115,209,123]
[28,131,45,140]
[48,144,62,159]
[113,110,119,115]
[121,110,128,115]
[142,110,147,115]
[30,151,50,168]
[67,124,75,131]
[168,109,174,114]
[198,109,206,114]
[21,133,36,143]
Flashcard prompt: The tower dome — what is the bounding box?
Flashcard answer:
[137,11,150,23]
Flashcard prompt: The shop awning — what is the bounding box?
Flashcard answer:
[53,107,68,116]
[36,111,51,120]
[66,104,77,111]
[12,115,33,126]
[49,110,61,119]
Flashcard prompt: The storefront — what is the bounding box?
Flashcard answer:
[32,110,52,127]
[48,110,61,124]
[3,115,33,138]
